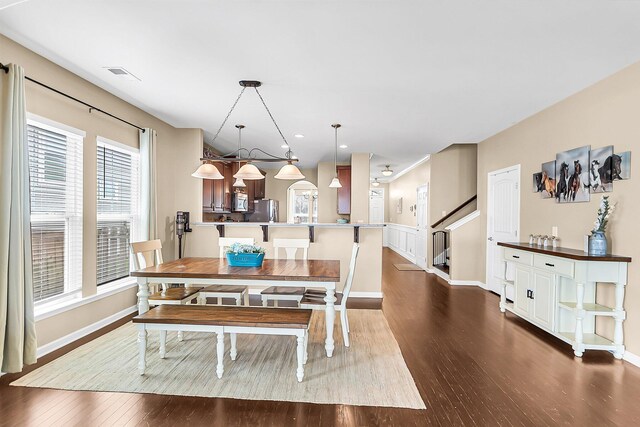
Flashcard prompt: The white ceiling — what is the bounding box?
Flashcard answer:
[2,1,640,181]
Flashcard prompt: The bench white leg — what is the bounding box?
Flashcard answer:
[262,296,268,307]
[216,332,225,378]
[303,330,308,364]
[230,333,237,361]
[159,330,167,359]
[325,287,337,357]
[340,309,350,348]
[274,299,279,308]
[235,296,241,306]
[243,291,250,307]
[296,335,305,382]
[137,327,147,375]
[197,295,206,305]
[177,331,184,342]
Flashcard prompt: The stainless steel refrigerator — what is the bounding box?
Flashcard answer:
[247,199,279,222]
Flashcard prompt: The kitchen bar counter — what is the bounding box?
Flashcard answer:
[194,222,384,243]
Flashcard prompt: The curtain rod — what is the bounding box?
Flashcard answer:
[0,62,145,132]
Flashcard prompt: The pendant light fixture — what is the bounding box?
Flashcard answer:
[192,80,303,179]
[381,165,393,176]
[372,178,380,187]
[191,162,224,179]
[329,123,342,188]
[232,124,247,187]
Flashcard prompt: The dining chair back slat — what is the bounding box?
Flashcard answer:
[273,238,310,260]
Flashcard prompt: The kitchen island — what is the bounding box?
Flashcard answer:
[182,222,385,299]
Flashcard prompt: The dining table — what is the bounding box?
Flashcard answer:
[130,257,341,357]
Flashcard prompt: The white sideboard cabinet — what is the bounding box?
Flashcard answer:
[498,242,631,359]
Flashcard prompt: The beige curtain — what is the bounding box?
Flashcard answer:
[0,63,37,373]
[140,128,157,240]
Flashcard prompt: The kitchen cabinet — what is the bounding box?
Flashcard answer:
[254,177,266,200]
[336,165,351,215]
[203,179,214,212]
[203,163,233,214]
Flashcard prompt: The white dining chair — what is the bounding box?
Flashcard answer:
[197,237,254,306]
[260,238,310,307]
[300,243,359,347]
[131,240,200,342]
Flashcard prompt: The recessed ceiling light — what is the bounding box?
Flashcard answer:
[104,66,141,82]
[294,134,304,138]
[339,144,348,149]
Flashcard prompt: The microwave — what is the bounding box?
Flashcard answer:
[233,192,249,212]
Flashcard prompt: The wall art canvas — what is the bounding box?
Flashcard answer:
[533,172,543,193]
[396,197,403,214]
[540,160,556,199]
[588,146,614,193]
[615,151,631,180]
[556,145,590,203]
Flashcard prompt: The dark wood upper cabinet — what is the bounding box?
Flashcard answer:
[254,176,266,200]
[336,165,351,215]
[202,179,214,212]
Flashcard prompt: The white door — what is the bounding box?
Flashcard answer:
[486,165,520,296]
[415,184,428,269]
[369,189,385,224]
[532,270,555,330]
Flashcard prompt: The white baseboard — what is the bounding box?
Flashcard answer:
[36,305,137,359]
[387,245,417,264]
[449,280,486,287]
[431,267,450,281]
[624,350,640,368]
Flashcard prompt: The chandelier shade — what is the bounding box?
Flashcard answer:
[275,163,305,180]
[233,178,246,187]
[329,177,342,188]
[381,165,393,176]
[372,178,380,187]
[191,163,224,179]
[234,163,265,180]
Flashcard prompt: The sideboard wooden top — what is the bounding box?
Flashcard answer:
[498,242,632,263]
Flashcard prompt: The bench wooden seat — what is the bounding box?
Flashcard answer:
[197,285,249,307]
[132,305,312,381]
[148,287,200,303]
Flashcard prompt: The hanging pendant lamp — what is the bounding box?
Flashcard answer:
[372,178,380,187]
[275,147,305,180]
[381,165,393,176]
[192,162,224,179]
[232,125,248,186]
[329,123,342,188]
[231,124,265,180]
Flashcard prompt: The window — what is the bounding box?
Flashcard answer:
[96,139,140,286]
[27,119,84,302]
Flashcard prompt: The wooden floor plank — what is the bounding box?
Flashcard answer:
[2,248,640,426]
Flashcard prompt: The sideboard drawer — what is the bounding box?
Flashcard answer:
[533,254,574,277]
[504,248,533,265]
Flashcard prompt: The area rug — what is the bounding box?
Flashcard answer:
[12,310,426,409]
[394,263,424,271]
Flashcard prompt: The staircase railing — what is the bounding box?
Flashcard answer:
[430,195,477,229]
[432,230,449,270]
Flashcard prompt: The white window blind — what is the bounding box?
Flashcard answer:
[97,139,140,286]
[27,121,83,302]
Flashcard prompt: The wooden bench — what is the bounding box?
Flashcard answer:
[132,305,312,382]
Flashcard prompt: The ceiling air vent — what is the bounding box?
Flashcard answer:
[104,67,141,81]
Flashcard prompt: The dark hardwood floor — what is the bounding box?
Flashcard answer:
[2,248,640,426]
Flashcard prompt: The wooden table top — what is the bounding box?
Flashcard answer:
[132,305,312,329]
[498,242,632,263]
[131,257,341,282]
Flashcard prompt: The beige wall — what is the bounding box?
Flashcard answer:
[350,153,370,224]
[476,61,640,354]
[1,34,200,348]
[429,144,477,226]
[317,161,347,223]
[388,160,430,226]
[448,217,483,282]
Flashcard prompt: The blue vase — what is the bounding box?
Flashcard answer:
[589,231,607,256]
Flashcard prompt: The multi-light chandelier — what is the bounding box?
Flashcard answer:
[192,80,305,181]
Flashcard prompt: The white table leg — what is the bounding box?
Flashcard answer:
[137,326,147,375]
[303,330,308,365]
[324,283,337,357]
[177,331,184,342]
[216,332,225,378]
[230,333,237,361]
[137,278,150,315]
[159,330,167,359]
[235,296,241,306]
[296,335,305,382]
